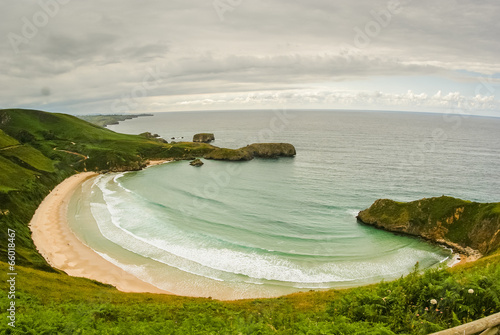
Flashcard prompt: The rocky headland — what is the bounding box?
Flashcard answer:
[204,143,296,161]
[193,133,215,143]
[357,196,500,260]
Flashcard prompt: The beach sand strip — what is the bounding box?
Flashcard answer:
[29,172,170,294]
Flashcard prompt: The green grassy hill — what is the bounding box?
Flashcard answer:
[1,108,499,334]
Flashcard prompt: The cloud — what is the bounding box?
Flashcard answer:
[172,89,500,114]
[0,0,499,115]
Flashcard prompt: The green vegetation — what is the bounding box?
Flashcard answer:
[1,108,499,334]
[204,147,254,161]
[357,196,500,255]
[77,114,153,127]
[1,253,500,334]
[0,129,19,148]
[1,145,55,173]
[138,132,167,143]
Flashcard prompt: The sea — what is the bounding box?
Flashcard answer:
[68,110,500,300]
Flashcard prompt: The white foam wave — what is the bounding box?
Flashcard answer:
[94,250,161,287]
[346,209,361,217]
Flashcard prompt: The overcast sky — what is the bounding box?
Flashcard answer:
[1,0,500,116]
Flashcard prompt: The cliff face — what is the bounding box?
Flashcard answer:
[193,133,215,143]
[357,196,500,256]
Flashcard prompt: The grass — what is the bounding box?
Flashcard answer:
[1,252,500,334]
[204,147,254,161]
[0,155,37,193]
[0,129,19,148]
[1,145,55,172]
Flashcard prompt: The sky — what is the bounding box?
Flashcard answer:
[1,0,500,116]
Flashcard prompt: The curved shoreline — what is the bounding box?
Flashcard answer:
[29,170,470,298]
[29,172,171,295]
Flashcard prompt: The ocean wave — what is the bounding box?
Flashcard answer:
[346,209,361,217]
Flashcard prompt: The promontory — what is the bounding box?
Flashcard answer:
[357,196,500,259]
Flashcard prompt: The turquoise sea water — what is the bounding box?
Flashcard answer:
[69,110,500,299]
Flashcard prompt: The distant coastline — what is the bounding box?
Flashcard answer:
[77,114,153,127]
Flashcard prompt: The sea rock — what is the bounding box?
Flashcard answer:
[193,133,215,143]
[357,196,500,257]
[244,143,296,158]
[189,158,204,167]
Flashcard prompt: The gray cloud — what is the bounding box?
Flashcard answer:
[0,0,498,114]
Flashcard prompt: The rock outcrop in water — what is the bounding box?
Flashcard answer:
[193,133,215,143]
[189,158,204,167]
[357,196,500,258]
[204,143,296,161]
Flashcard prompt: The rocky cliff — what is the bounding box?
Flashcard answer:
[357,196,500,257]
[193,133,215,143]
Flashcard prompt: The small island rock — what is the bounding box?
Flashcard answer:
[189,158,204,167]
[193,133,215,143]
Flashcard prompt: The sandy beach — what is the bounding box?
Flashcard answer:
[146,159,173,167]
[29,172,170,294]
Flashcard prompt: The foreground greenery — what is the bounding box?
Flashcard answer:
[1,108,499,333]
[1,253,500,334]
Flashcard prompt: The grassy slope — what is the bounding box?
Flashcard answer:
[1,145,55,173]
[0,129,19,148]
[1,109,499,334]
[357,196,500,255]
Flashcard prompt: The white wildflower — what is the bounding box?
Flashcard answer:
[430,299,437,305]
[468,289,474,294]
